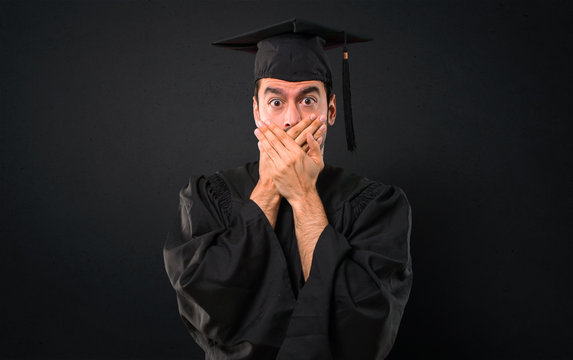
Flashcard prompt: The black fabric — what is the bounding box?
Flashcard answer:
[254,34,332,85]
[163,162,413,359]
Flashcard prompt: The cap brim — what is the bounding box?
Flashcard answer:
[212,18,372,53]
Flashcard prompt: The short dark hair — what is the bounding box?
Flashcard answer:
[254,79,333,105]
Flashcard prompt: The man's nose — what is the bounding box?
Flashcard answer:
[283,102,301,130]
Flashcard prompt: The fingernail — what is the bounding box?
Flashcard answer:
[319,124,326,132]
[320,115,326,123]
[264,120,271,126]
[256,121,262,127]
[310,114,317,120]
[254,129,261,136]
[317,136,323,144]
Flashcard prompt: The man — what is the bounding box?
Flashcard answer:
[164,19,412,359]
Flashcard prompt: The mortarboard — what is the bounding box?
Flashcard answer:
[212,18,372,151]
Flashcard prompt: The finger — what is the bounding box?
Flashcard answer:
[261,120,300,154]
[255,127,277,156]
[293,120,323,147]
[259,143,275,168]
[286,115,313,139]
[286,114,316,141]
[294,114,327,146]
[256,125,289,165]
[312,123,327,138]
[300,122,325,151]
[257,122,285,154]
[257,138,281,168]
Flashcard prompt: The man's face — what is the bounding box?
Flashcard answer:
[253,78,336,151]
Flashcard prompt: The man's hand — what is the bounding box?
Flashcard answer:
[249,114,325,228]
[254,119,325,203]
[286,114,327,152]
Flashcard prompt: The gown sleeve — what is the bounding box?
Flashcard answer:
[276,183,413,360]
[163,174,295,359]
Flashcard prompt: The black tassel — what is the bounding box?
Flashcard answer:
[342,32,356,151]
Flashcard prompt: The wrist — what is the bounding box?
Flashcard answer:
[291,191,329,230]
[251,179,280,201]
[289,187,321,212]
[250,180,281,229]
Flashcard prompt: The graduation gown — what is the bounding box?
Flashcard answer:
[163,162,412,360]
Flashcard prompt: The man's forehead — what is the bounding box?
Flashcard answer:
[259,78,325,93]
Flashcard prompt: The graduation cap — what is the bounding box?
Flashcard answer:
[212,18,372,151]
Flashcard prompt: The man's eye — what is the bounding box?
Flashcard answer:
[301,97,316,106]
[270,99,282,107]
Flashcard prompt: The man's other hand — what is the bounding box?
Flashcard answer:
[286,114,327,152]
[254,119,324,203]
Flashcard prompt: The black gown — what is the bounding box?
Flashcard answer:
[163,162,413,360]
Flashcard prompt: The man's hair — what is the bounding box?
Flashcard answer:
[254,79,334,105]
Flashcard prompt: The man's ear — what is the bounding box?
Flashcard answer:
[253,96,260,124]
[328,94,336,126]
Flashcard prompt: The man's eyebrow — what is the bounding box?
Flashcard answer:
[264,87,285,96]
[298,86,321,96]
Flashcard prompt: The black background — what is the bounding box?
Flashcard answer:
[1,0,571,359]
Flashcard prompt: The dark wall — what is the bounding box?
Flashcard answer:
[1,0,571,358]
